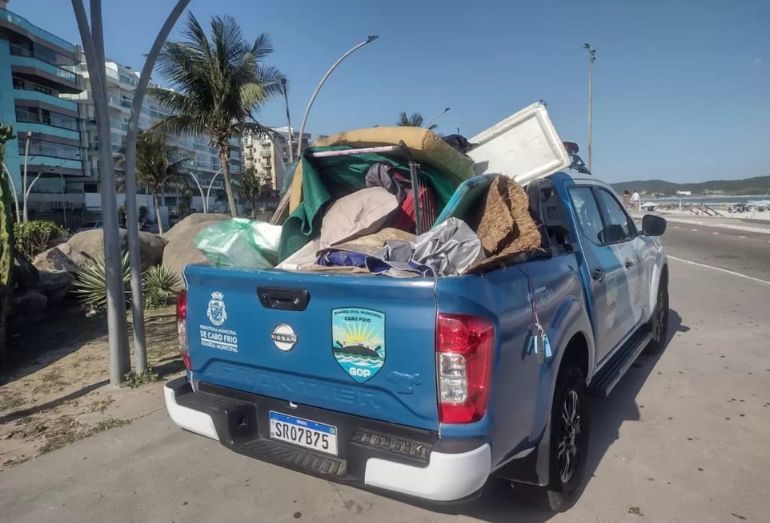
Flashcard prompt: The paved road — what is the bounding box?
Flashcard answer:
[1,233,769,522]
[661,221,770,281]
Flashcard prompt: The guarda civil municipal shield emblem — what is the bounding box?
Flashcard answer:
[207,291,227,326]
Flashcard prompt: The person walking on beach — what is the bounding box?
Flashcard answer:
[631,191,640,210]
[623,190,632,208]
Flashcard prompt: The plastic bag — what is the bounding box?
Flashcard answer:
[195,218,282,269]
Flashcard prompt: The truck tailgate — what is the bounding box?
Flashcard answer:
[185,265,439,430]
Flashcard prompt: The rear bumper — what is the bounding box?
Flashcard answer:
[164,377,491,502]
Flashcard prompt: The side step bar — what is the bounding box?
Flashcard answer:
[589,328,652,398]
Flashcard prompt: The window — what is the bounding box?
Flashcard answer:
[597,189,636,243]
[569,187,604,244]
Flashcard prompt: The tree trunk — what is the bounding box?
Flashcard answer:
[218,148,238,218]
[153,192,164,235]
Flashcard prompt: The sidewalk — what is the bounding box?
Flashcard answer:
[631,212,770,235]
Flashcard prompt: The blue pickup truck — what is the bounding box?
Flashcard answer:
[165,169,668,511]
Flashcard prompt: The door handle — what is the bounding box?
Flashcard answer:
[625,260,635,269]
[591,268,605,282]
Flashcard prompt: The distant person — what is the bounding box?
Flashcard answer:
[622,190,632,208]
[631,191,640,210]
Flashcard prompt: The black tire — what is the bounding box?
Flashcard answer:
[523,364,590,512]
[645,273,669,353]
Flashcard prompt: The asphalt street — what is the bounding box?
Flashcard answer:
[660,220,770,282]
[1,227,769,523]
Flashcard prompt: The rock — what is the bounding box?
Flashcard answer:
[65,229,166,269]
[13,253,39,289]
[10,290,48,325]
[162,213,228,279]
[32,247,79,274]
[37,270,75,305]
[163,213,228,243]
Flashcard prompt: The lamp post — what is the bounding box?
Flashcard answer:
[118,0,190,374]
[584,43,596,171]
[72,0,133,384]
[425,107,450,128]
[205,168,223,214]
[186,170,206,213]
[22,131,31,222]
[280,78,294,164]
[296,35,379,160]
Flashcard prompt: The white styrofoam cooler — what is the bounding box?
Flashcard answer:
[468,102,570,186]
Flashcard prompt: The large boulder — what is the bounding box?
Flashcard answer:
[37,270,75,305]
[162,213,228,279]
[32,246,79,274]
[13,252,39,290]
[65,229,166,269]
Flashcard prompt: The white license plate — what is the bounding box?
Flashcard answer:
[269,411,338,456]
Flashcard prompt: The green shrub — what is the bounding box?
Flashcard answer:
[142,265,181,309]
[14,220,66,258]
[72,252,131,313]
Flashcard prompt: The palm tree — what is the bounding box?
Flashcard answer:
[396,112,437,130]
[151,13,284,218]
[117,131,186,235]
[234,166,271,218]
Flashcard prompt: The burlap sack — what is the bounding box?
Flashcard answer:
[470,176,542,271]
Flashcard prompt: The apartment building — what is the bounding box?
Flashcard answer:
[0,1,85,215]
[242,127,309,192]
[68,58,243,217]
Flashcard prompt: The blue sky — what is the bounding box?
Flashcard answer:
[12,0,770,183]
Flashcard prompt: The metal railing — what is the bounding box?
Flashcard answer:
[0,8,76,52]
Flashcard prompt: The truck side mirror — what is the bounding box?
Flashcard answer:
[642,214,667,236]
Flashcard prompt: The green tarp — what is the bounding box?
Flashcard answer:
[278,146,459,261]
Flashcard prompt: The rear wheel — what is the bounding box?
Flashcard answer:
[646,274,669,353]
[523,364,590,512]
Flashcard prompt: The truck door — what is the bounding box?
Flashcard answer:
[594,188,647,328]
[567,186,637,362]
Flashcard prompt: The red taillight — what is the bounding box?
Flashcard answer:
[176,290,190,371]
[436,313,494,423]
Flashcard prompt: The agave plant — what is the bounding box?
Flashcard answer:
[142,265,182,309]
[72,252,131,313]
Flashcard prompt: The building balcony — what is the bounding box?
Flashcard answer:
[14,122,80,141]
[13,89,78,112]
[26,155,83,172]
[0,8,75,53]
[10,55,79,93]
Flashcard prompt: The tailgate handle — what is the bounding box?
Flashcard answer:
[257,287,310,311]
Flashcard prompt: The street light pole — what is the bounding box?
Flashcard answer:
[205,168,223,213]
[584,43,596,172]
[120,0,190,373]
[281,78,294,164]
[296,35,379,160]
[72,0,130,385]
[425,107,450,128]
[22,131,31,222]
[186,171,206,212]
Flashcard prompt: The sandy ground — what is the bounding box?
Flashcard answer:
[0,304,183,470]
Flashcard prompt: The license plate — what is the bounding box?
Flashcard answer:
[269,411,338,456]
